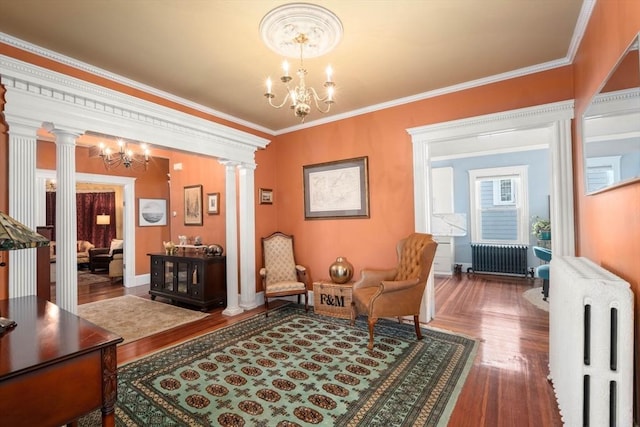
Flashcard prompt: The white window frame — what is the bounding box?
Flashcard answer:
[468,165,529,244]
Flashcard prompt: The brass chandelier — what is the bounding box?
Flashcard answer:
[98,139,150,170]
[260,3,343,122]
[264,33,335,122]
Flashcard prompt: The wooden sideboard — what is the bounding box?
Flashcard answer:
[0,296,123,426]
[148,253,227,311]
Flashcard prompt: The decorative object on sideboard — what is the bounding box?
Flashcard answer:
[205,244,224,257]
[260,3,342,122]
[163,241,177,256]
[329,256,353,284]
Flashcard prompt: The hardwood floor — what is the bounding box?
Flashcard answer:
[78,273,562,426]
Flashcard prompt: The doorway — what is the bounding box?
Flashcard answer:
[36,169,137,290]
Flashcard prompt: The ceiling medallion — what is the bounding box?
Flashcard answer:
[260,3,343,121]
[259,3,343,59]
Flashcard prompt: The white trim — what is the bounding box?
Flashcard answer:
[0,55,270,162]
[408,101,576,322]
[468,166,529,244]
[36,169,138,288]
[0,32,275,136]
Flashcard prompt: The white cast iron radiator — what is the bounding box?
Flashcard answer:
[549,256,634,426]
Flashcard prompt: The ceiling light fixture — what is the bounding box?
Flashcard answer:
[260,3,343,122]
[98,138,150,171]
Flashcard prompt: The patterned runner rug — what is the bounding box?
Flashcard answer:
[80,304,477,426]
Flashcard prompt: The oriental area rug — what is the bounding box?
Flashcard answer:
[80,305,477,426]
[77,295,209,343]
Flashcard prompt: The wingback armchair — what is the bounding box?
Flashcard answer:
[351,233,438,349]
[260,231,309,316]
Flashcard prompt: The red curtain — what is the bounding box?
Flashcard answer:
[76,192,116,248]
[46,192,116,247]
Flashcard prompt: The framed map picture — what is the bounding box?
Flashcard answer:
[303,156,369,219]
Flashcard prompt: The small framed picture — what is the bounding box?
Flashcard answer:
[260,188,273,205]
[207,192,220,215]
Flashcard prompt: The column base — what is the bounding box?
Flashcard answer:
[222,306,244,316]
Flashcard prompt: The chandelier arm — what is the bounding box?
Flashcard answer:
[308,87,333,113]
[266,91,292,109]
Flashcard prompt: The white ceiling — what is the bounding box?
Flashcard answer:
[0,1,589,134]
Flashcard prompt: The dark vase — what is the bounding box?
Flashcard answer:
[329,256,353,284]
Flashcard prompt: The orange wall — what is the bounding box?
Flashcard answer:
[269,67,574,286]
[572,0,640,415]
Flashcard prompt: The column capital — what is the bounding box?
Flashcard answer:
[218,159,240,168]
[42,122,82,145]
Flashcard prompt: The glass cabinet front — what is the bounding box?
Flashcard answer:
[164,261,174,291]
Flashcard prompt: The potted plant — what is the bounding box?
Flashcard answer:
[531,216,551,240]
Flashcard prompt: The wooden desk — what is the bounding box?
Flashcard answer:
[0,296,123,426]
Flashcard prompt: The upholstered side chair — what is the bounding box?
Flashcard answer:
[351,233,438,349]
[260,231,309,316]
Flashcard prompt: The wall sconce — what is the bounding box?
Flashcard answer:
[46,179,56,192]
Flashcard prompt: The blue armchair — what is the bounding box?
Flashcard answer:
[533,246,552,300]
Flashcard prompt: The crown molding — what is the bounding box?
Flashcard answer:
[0,54,270,164]
[0,32,275,136]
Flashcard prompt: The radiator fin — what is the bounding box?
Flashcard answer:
[469,244,528,276]
[549,256,633,427]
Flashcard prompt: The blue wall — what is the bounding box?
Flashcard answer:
[432,148,550,270]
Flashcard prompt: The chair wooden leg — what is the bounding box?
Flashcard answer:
[304,292,308,312]
[367,317,377,350]
[264,298,269,317]
[413,315,423,341]
[350,302,356,326]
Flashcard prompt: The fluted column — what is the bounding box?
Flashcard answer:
[8,124,39,297]
[44,123,81,314]
[238,163,257,310]
[220,160,242,316]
